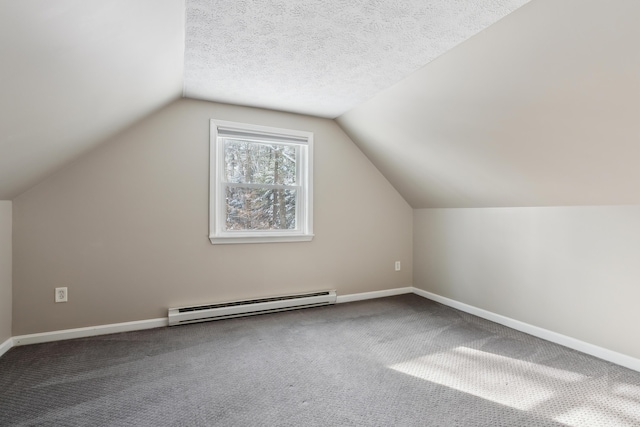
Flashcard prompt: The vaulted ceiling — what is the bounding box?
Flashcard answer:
[183,0,529,118]
[0,0,528,200]
[338,0,640,208]
[0,0,184,199]
[3,1,639,209]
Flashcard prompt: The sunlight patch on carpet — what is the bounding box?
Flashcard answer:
[390,347,640,427]
[390,346,640,427]
[390,346,584,411]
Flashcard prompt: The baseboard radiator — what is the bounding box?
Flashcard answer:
[168,290,337,326]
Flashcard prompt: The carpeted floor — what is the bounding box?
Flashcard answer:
[1,294,639,426]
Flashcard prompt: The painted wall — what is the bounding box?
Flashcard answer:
[12,99,413,335]
[414,206,640,360]
[0,201,11,344]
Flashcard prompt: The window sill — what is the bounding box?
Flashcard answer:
[209,234,314,245]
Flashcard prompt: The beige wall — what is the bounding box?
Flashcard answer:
[414,206,640,360]
[12,99,413,335]
[0,201,11,343]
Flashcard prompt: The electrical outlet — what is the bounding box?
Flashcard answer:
[395,261,401,271]
[55,287,68,303]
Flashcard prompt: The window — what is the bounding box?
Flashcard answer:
[209,120,313,244]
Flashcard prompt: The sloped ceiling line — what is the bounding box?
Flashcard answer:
[2,0,534,203]
[183,0,530,118]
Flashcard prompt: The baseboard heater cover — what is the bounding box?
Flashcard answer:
[168,290,337,326]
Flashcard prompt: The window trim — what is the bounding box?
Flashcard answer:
[209,119,314,245]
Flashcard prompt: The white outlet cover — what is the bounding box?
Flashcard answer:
[55,287,68,303]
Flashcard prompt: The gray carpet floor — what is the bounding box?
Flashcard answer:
[1,294,640,426]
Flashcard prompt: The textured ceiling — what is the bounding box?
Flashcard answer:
[338,0,640,208]
[0,0,184,199]
[1,0,534,200]
[7,0,637,210]
[184,0,530,118]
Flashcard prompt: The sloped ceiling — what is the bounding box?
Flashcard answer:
[7,0,636,210]
[338,0,640,208]
[184,0,529,118]
[1,0,531,201]
[0,0,184,199]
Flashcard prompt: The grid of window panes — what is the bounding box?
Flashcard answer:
[222,138,299,231]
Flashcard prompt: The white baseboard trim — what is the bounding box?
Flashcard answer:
[412,287,640,373]
[5,287,639,373]
[12,318,168,347]
[3,289,413,350]
[0,337,13,358]
[337,287,413,304]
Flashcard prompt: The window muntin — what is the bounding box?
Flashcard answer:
[210,120,313,244]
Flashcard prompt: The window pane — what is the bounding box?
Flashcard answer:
[224,139,297,185]
[226,187,297,230]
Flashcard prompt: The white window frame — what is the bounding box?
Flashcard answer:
[209,119,314,245]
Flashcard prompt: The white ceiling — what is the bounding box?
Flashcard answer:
[1,0,532,201]
[183,0,530,118]
[10,0,635,210]
[338,0,640,208]
[0,0,184,199]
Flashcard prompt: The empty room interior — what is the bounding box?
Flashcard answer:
[2,0,640,425]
